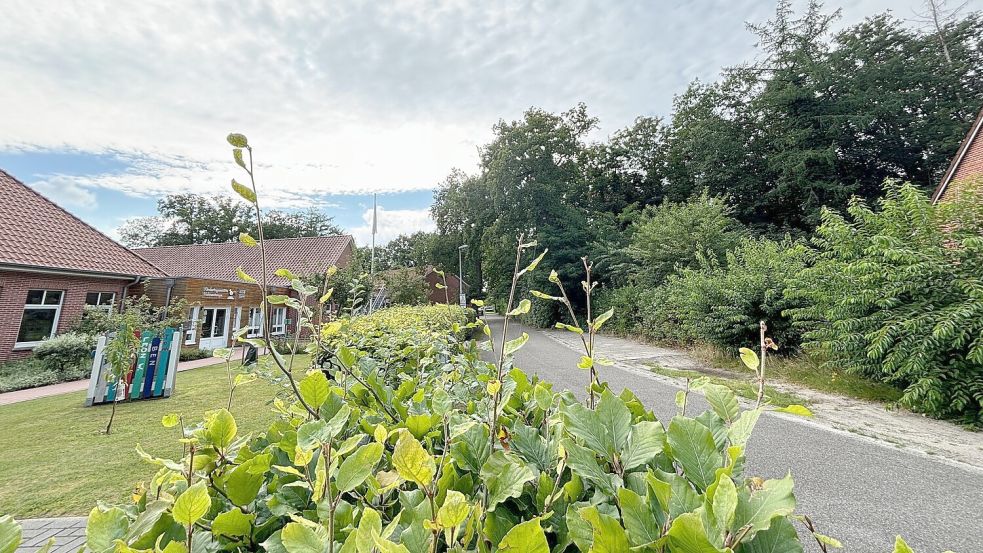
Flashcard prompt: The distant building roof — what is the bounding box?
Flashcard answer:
[0,169,166,278]
[933,107,983,203]
[134,235,354,286]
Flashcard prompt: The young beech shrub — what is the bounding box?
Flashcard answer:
[0,305,832,553]
[32,332,96,372]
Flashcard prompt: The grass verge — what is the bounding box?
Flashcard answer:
[647,364,806,407]
[0,356,310,517]
[689,345,903,404]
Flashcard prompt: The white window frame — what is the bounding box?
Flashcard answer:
[185,306,200,345]
[232,307,243,335]
[247,307,264,338]
[15,289,64,348]
[271,307,286,335]
[84,291,117,313]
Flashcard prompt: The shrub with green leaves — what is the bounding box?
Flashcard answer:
[0,305,824,553]
[639,237,808,350]
[786,181,983,423]
[628,190,745,287]
[32,332,96,371]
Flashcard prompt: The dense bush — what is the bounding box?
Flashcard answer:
[0,356,90,393]
[32,332,96,371]
[646,238,808,350]
[378,268,428,306]
[786,182,983,423]
[179,347,212,362]
[628,190,745,287]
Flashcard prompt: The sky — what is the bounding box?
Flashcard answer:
[1,0,977,246]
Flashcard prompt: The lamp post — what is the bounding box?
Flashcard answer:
[458,244,469,308]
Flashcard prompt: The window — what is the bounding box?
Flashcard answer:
[16,290,64,347]
[271,307,286,335]
[247,307,264,338]
[84,292,116,313]
[185,306,200,345]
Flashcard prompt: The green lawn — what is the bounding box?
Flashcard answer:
[0,357,310,518]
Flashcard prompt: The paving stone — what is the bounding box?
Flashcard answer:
[18,520,51,530]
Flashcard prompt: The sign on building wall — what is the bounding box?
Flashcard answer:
[85,327,180,406]
[203,287,235,299]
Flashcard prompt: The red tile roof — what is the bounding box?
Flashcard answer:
[134,235,354,286]
[0,169,166,278]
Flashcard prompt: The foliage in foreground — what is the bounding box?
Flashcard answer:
[11,308,814,553]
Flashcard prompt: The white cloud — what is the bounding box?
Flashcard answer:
[0,0,959,203]
[30,176,97,209]
[350,206,436,247]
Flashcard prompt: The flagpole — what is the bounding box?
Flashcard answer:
[370,194,377,312]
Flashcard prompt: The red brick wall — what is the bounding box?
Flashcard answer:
[951,131,983,182]
[0,270,130,363]
[940,123,983,202]
[425,272,467,305]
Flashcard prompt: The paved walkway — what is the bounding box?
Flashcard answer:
[0,348,258,406]
[15,518,87,553]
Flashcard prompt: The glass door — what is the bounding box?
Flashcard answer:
[199,307,229,349]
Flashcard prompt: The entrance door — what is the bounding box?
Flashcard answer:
[199,307,229,350]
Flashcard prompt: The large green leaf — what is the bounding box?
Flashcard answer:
[731,474,796,540]
[561,438,617,496]
[436,490,471,529]
[702,383,740,425]
[355,507,382,553]
[561,402,611,456]
[714,475,738,527]
[336,442,384,493]
[665,512,725,553]
[225,454,269,506]
[281,521,329,553]
[621,420,665,471]
[86,507,129,553]
[739,517,804,553]
[297,404,351,449]
[617,488,661,546]
[172,482,211,526]
[578,506,630,553]
[212,509,255,538]
[298,371,330,409]
[0,516,20,553]
[480,451,536,511]
[667,417,722,492]
[728,408,761,446]
[393,431,436,488]
[206,409,237,449]
[449,423,490,473]
[498,518,549,553]
[596,390,632,454]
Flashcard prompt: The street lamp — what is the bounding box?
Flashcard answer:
[458,244,469,307]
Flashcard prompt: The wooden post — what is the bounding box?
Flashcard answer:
[756,320,767,408]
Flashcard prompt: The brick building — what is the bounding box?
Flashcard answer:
[424,267,469,306]
[0,170,166,363]
[933,107,983,203]
[133,236,354,349]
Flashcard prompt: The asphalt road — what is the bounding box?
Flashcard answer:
[483,316,983,553]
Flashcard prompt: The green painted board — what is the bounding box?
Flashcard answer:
[130,330,154,397]
[153,328,175,396]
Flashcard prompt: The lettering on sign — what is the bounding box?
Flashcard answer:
[203,287,234,299]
